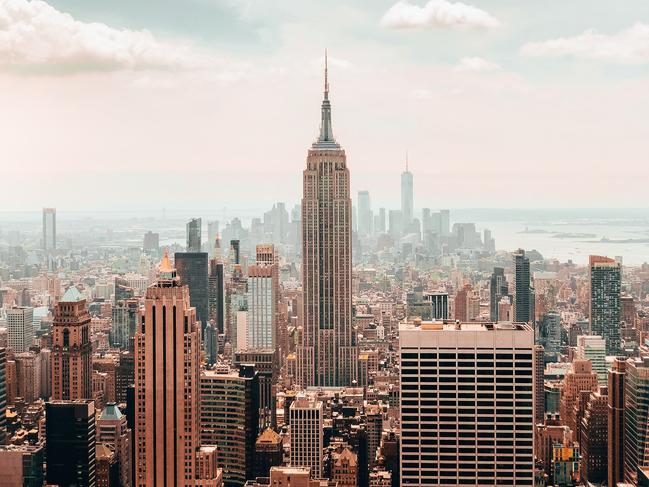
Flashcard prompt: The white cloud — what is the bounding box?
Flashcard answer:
[455,57,501,72]
[521,23,649,65]
[410,88,432,99]
[380,0,501,30]
[0,0,213,73]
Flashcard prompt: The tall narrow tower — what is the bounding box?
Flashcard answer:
[401,154,413,231]
[298,52,357,387]
[51,286,92,400]
[135,250,201,486]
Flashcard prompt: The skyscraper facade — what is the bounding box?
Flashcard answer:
[357,190,372,237]
[589,255,621,354]
[175,251,209,331]
[45,400,96,487]
[42,207,56,251]
[187,217,202,252]
[6,306,34,353]
[399,320,535,486]
[246,247,279,350]
[135,252,201,486]
[208,237,226,335]
[200,365,259,486]
[51,287,92,400]
[514,249,533,323]
[290,394,324,478]
[609,357,626,487]
[400,159,413,231]
[298,55,357,387]
[0,348,6,445]
[623,357,649,485]
[489,267,509,321]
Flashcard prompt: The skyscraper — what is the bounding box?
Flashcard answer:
[207,220,219,254]
[42,207,56,251]
[51,287,92,400]
[143,231,159,254]
[290,394,324,478]
[135,251,201,486]
[399,320,535,485]
[0,348,6,445]
[514,249,532,323]
[623,357,649,485]
[589,255,621,354]
[489,267,509,321]
[45,400,96,487]
[298,53,357,387]
[246,245,279,350]
[175,251,209,331]
[6,306,34,353]
[200,365,259,486]
[357,190,372,237]
[187,217,202,252]
[400,156,413,231]
[609,357,626,487]
[208,236,226,335]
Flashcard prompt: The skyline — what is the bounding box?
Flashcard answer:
[2,0,649,209]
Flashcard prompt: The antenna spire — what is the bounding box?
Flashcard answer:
[324,49,329,99]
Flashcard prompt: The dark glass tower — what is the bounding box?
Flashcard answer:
[589,255,621,354]
[175,252,209,332]
[514,249,532,323]
[490,267,510,321]
[45,400,96,487]
[186,217,202,252]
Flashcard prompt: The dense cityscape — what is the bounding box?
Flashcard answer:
[1,57,649,487]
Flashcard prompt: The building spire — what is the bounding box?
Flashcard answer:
[313,49,339,149]
[406,151,409,172]
[324,48,329,100]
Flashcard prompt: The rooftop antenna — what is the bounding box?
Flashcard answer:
[324,48,329,99]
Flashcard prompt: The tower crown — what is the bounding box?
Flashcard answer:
[313,49,340,150]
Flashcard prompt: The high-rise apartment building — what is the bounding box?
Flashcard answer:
[208,237,226,336]
[580,390,608,484]
[357,191,372,237]
[111,298,138,350]
[400,159,413,231]
[623,357,649,485]
[576,335,607,384]
[609,357,626,487]
[51,287,92,400]
[399,320,535,486]
[489,267,509,321]
[6,306,34,353]
[200,365,259,486]
[175,251,209,331]
[45,400,96,487]
[298,55,357,387]
[290,394,324,478]
[514,249,533,323]
[246,248,279,350]
[589,255,621,354]
[135,252,202,486]
[42,207,56,251]
[0,348,6,444]
[187,217,202,252]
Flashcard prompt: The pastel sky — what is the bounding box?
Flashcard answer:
[2,0,649,213]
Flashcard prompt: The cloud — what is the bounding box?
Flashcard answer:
[410,88,432,99]
[380,0,501,30]
[0,0,213,73]
[520,23,649,65]
[455,57,501,72]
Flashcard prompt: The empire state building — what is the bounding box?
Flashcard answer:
[298,53,357,387]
